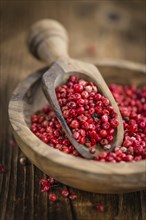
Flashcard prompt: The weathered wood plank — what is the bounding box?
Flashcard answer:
[0,1,146,220]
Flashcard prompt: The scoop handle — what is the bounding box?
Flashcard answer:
[27,19,69,65]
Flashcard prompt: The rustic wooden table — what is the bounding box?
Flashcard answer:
[0,1,146,220]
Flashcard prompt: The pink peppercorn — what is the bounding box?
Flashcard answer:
[0,164,6,174]
[69,194,77,200]
[95,204,105,212]
[48,177,55,184]
[48,193,57,202]
[61,189,70,197]
[90,147,96,154]
[40,178,48,186]
[70,120,79,129]
[74,84,84,93]
[41,184,51,192]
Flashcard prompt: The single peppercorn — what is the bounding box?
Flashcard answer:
[69,194,77,200]
[48,193,57,202]
[0,164,6,174]
[95,204,105,213]
[61,189,70,197]
[41,184,51,192]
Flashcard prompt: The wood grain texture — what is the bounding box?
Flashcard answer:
[0,1,146,220]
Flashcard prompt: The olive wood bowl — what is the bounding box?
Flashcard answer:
[8,59,146,193]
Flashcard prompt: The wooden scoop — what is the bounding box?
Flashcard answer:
[27,19,124,159]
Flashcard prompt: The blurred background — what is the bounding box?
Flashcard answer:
[0,1,146,220]
[1,1,146,65]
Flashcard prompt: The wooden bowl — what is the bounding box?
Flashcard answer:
[8,59,146,193]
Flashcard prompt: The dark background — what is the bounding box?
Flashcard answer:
[0,1,146,220]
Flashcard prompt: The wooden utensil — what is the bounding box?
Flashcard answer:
[27,19,124,159]
[8,60,146,193]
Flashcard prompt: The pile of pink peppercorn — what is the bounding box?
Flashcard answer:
[31,75,146,162]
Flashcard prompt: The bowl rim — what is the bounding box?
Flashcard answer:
[8,59,146,177]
